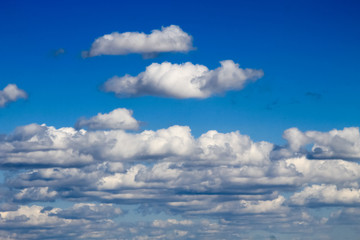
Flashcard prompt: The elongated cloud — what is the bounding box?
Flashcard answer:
[290,184,360,206]
[103,60,264,99]
[83,25,194,57]
[0,84,27,107]
[75,108,139,130]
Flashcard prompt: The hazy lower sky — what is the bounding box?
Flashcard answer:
[1,0,360,239]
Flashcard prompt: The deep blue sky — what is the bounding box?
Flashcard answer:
[1,1,360,239]
[1,0,360,142]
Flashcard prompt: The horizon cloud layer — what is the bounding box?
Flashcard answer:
[0,108,360,239]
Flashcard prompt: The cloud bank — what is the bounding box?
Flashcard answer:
[83,25,194,57]
[0,109,360,239]
[0,84,27,107]
[103,60,264,99]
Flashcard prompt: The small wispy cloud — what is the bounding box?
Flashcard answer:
[305,91,322,100]
[53,48,65,57]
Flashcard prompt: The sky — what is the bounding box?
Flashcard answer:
[0,0,360,239]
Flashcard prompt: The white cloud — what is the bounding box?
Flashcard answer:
[290,184,360,206]
[283,127,360,159]
[197,130,273,165]
[75,108,140,130]
[284,156,360,185]
[152,219,193,228]
[0,124,92,167]
[14,187,58,202]
[103,60,263,99]
[0,84,27,107]
[80,125,196,161]
[0,205,64,226]
[83,25,194,57]
[185,196,288,215]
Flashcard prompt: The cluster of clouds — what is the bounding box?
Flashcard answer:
[0,108,360,239]
[2,25,359,239]
[2,25,262,112]
[0,202,345,240]
[85,25,263,99]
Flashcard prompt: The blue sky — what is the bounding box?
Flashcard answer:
[1,0,360,239]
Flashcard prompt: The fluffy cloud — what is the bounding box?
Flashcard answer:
[75,108,140,130]
[0,84,27,107]
[14,187,58,202]
[102,60,264,99]
[83,25,194,57]
[283,127,360,160]
[197,130,273,165]
[0,205,65,227]
[0,124,92,167]
[283,157,360,185]
[290,184,360,206]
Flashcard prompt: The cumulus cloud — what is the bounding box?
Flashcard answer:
[83,25,194,57]
[0,84,27,107]
[14,187,58,202]
[0,124,92,167]
[283,127,360,160]
[0,205,64,227]
[102,60,264,99]
[75,108,140,130]
[279,156,360,188]
[290,184,360,206]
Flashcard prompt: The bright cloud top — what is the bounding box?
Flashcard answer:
[83,25,194,57]
[75,108,140,130]
[0,84,27,107]
[103,60,264,99]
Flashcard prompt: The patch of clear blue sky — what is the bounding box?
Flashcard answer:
[0,0,359,144]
